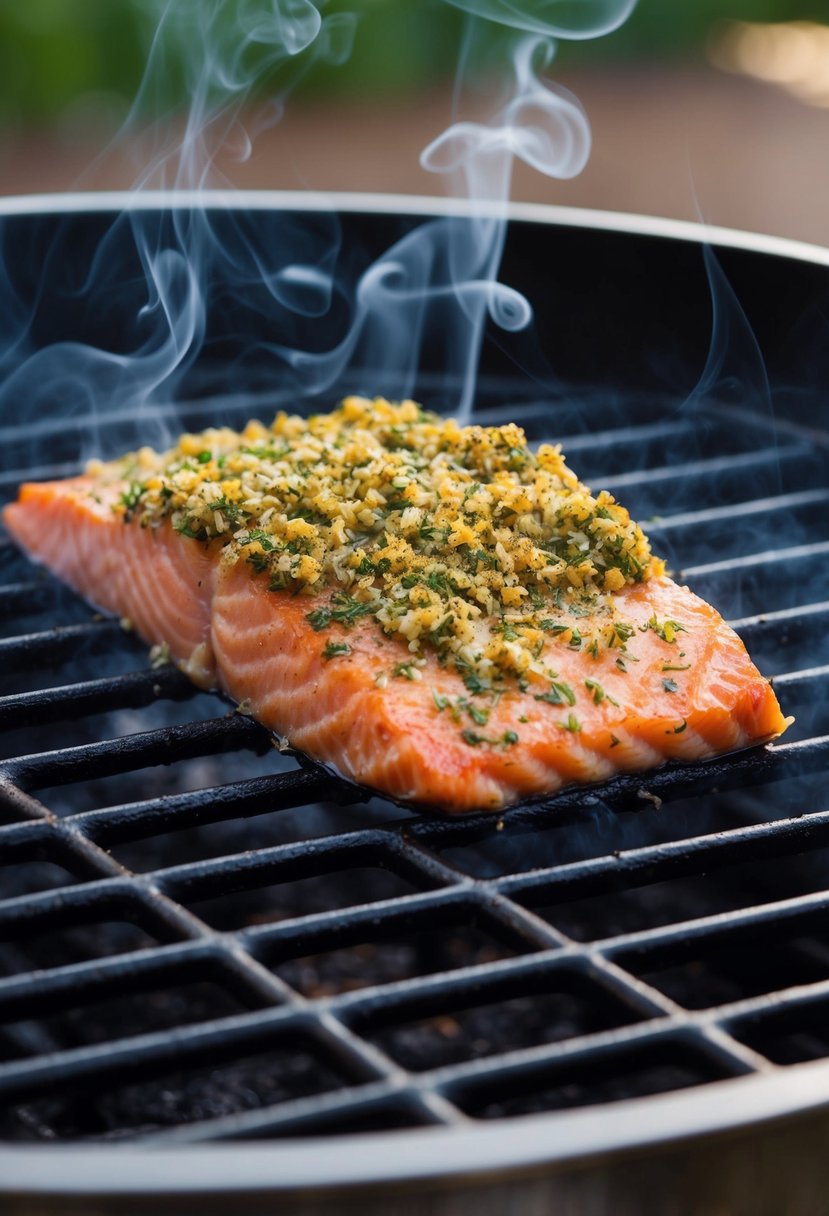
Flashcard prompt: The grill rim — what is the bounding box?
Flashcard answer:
[2,188,829,271]
[0,191,828,1198]
[1,1060,829,1196]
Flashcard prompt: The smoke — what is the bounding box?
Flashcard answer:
[0,0,635,446]
[0,0,354,449]
[117,0,352,190]
[692,244,774,421]
[265,0,636,419]
[442,0,636,40]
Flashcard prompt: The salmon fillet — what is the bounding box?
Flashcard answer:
[2,399,789,812]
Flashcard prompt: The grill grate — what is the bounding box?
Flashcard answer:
[0,390,827,1143]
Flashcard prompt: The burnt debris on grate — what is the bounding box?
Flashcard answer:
[0,394,826,1142]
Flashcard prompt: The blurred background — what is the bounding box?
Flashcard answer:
[1,0,829,244]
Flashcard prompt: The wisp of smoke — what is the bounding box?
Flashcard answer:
[270,0,636,419]
[0,0,636,447]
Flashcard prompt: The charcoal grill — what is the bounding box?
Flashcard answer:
[0,193,828,1215]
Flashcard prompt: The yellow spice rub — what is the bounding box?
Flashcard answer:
[94,396,662,695]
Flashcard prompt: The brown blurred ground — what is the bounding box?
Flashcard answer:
[2,64,829,247]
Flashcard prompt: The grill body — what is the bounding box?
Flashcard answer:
[0,194,828,1214]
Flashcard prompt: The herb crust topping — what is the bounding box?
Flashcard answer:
[98,396,665,693]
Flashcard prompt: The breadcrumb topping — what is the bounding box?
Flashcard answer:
[103,396,664,694]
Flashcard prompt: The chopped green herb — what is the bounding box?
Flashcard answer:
[322,641,351,660]
[245,551,270,574]
[558,713,581,733]
[585,679,619,707]
[392,662,420,681]
[609,733,620,747]
[461,728,519,748]
[306,607,332,631]
[662,678,679,693]
[666,718,687,734]
[197,450,212,464]
[534,680,576,707]
[173,517,199,539]
[432,690,451,712]
[306,593,377,632]
[248,529,276,551]
[119,481,143,513]
[642,615,687,644]
[662,662,691,672]
[611,621,635,646]
[456,661,493,696]
[459,698,490,726]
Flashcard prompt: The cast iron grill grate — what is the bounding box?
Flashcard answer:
[0,388,827,1143]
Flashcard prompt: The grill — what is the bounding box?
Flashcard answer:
[1,194,829,1214]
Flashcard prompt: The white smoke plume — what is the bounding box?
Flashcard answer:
[0,0,636,442]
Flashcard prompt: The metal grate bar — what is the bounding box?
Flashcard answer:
[682,540,829,580]
[11,856,829,1026]
[0,738,472,1132]
[0,872,185,935]
[149,830,422,902]
[646,487,829,531]
[0,820,456,1130]
[729,599,829,633]
[133,1017,764,1145]
[0,940,226,1018]
[599,444,807,491]
[0,714,272,789]
[0,950,660,1100]
[138,1075,467,1144]
[0,581,64,619]
[772,664,829,698]
[0,620,127,673]
[240,886,486,955]
[601,887,829,966]
[0,666,195,729]
[498,792,829,906]
[71,769,343,845]
[0,463,86,492]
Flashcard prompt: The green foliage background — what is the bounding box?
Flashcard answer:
[0,0,820,128]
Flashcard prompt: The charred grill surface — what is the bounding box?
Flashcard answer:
[0,386,827,1144]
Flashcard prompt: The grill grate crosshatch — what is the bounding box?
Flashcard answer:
[0,391,826,1144]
